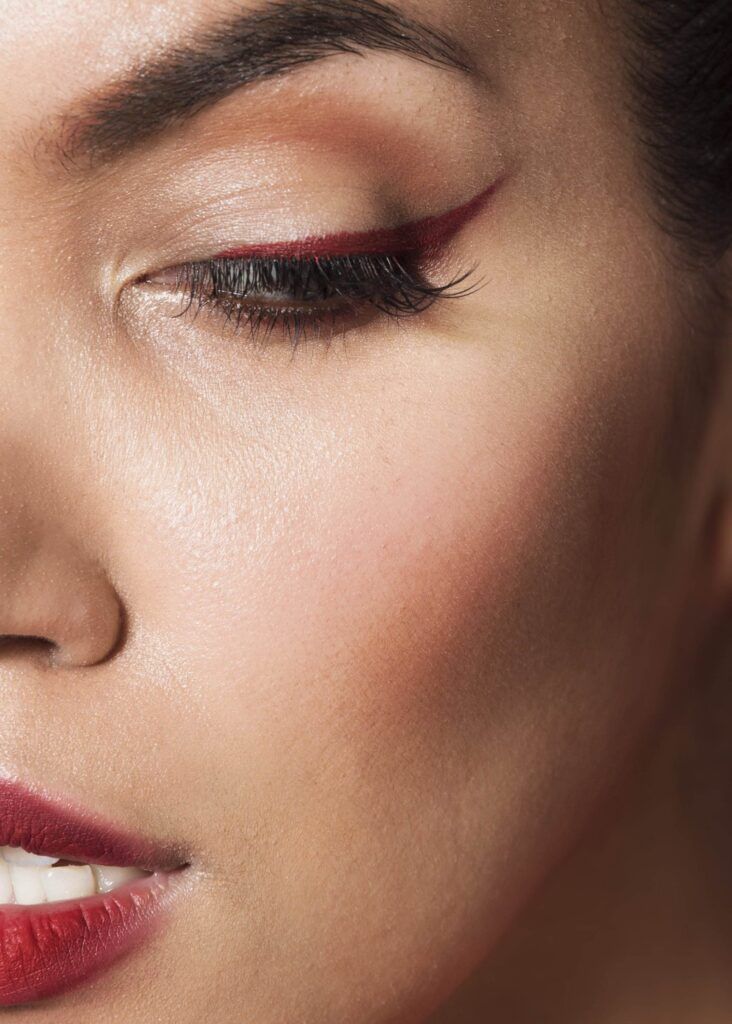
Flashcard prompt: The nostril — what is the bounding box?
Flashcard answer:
[0,545,124,671]
[0,635,56,660]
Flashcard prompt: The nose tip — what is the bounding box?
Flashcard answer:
[0,542,125,670]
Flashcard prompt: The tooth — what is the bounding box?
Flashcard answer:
[40,864,95,902]
[0,858,13,903]
[90,865,147,893]
[9,863,47,905]
[1,846,59,867]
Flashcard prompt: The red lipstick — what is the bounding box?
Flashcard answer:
[0,778,188,1007]
[213,180,499,261]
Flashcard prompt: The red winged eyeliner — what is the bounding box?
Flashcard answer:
[212,181,499,261]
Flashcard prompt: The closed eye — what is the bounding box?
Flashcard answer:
[135,182,496,352]
[139,251,480,350]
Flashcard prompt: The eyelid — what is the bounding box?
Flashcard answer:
[131,182,495,349]
[138,250,483,349]
[207,180,500,262]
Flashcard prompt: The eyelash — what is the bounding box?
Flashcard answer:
[160,251,479,350]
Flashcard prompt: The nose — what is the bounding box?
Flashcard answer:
[0,494,123,670]
[0,190,123,672]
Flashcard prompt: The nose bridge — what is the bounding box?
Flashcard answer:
[0,225,66,448]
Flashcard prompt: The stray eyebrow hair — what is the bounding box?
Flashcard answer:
[50,0,474,172]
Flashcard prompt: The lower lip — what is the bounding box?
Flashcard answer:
[0,870,183,1007]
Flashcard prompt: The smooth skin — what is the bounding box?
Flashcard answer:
[0,1,730,1021]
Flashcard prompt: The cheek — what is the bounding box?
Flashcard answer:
[178,348,683,1015]
[291,395,563,718]
[163,326,679,788]
[262,363,647,731]
[95,310,692,1020]
[166,372,657,923]
[261,339,687,853]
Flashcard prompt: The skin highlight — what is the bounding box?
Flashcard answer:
[0,1,729,1022]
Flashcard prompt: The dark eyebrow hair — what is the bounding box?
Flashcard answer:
[50,0,473,172]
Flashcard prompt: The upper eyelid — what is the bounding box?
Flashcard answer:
[127,178,501,296]
[204,181,500,263]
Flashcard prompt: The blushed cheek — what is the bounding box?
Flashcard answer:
[268,341,681,770]
[275,383,599,739]
[201,361,667,985]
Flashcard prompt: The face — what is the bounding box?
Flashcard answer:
[0,0,728,1021]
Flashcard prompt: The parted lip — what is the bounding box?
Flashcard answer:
[0,776,187,873]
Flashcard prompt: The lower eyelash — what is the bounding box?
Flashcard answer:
[165,253,481,350]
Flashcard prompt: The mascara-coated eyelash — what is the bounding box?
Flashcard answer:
[165,252,480,347]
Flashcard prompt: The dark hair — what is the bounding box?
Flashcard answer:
[624,0,732,262]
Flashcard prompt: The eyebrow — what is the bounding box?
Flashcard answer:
[49,0,474,173]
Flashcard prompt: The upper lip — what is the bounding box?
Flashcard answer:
[0,776,186,873]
